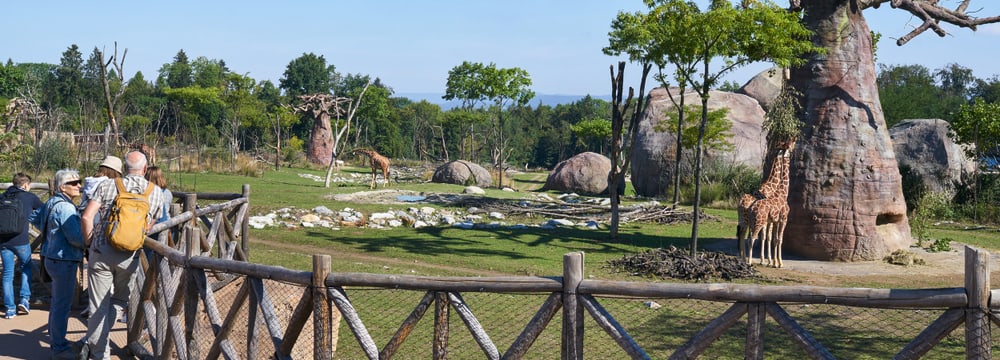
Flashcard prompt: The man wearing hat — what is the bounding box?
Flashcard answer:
[79,156,123,211]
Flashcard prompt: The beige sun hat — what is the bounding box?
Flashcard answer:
[100,155,124,175]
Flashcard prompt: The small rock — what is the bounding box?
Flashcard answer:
[464,186,486,195]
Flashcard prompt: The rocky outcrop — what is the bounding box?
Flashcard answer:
[432,160,493,187]
[737,67,785,112]
[543,152,619,195]
[890,119,975,193]
[631,87,767,197]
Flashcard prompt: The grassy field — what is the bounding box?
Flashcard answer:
[171,166,1000,358]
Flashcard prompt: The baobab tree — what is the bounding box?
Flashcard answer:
[785,0,1000,261]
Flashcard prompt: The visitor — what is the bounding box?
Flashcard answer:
[28,169,85,359]
[1,172,43,319]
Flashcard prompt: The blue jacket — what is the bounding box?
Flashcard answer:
[0,186,43,248]
[29,193,85,261]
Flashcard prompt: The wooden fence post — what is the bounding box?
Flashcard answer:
[313,255,333,360]
[434,291,450,359]
[563,252,584,360]
[241,184,250,260]
[185,226,201,359]
[965,246,991,359]
[183,193,197,251]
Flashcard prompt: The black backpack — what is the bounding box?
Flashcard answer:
[0,191,25,237]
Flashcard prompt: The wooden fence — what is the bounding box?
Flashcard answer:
[131,189,1000,360]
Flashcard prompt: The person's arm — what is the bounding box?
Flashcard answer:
[81,199,101,246]
[56,201,85,248]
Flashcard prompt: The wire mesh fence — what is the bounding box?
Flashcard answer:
[144,274,1000,359]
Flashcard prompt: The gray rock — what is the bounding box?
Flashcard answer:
[737,67,785,112]
[543,152,621,195]
[632,87,767,197]
[890,119,975,194]
[464,186,486,195]
[432,160,493,187]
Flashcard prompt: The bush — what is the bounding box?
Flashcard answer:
[910,191,954,242]
[32,138,75,171]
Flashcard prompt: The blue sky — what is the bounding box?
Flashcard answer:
[3,1,999,96]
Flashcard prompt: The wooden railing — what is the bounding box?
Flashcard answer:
[131,210,999,360]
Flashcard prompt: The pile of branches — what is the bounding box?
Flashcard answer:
[604,246,761,281]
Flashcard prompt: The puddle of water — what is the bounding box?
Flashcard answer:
[397,195,426,202]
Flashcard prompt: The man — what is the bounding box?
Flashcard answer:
[79,151,162,359]
[1,173,42,319]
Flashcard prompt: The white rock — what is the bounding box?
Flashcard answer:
[441,215,457,225]
[370,212,396,220]
[301,222,315,228]
[388,219,403,227]
[644,301,662,309]
[420,207,436,215]
[465,214,482,221]
[464,186,486,194]
[313,206,334,215]
[548,219,575,227]
[489,212,505,219]
[502,187,515,192]
[413,221,429,228]
[453,221,475,229]
[301,214,321,223]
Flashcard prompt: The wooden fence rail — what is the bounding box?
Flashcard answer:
[132,208,1000,360]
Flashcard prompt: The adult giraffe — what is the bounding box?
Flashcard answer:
[785,0,999,261]
[351,148,390,189]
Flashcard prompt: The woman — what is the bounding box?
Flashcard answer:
[28,169,85,359]
[144,166,172,225]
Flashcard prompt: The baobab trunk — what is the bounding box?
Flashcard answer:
[786,0,911,261]
[308,114,334,166]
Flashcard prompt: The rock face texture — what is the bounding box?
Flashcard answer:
[432,160,493,187]
[737,67,785,112]
[786,2,911,261]
[890,119,975,193]
[631,87,767,197]
[543,152,618,195]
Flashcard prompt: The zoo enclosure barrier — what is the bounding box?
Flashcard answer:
[131,200,1000,360]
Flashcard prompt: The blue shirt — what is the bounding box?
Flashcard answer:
[29,193,85,261]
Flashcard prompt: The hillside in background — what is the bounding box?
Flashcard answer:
[397,93,613,110]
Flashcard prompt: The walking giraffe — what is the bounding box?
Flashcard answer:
[351,148,390,189]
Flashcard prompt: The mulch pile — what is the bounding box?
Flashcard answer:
[604,246,761,281]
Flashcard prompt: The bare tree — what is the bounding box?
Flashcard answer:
[608,62,652,239]
[96,42,128,153]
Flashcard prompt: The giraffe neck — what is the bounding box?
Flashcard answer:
[773,155,790,200]
[758,152,787,198]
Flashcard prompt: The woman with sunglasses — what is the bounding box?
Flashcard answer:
[28,169,86,359]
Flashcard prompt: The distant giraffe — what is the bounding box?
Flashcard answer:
[351,148,390,189]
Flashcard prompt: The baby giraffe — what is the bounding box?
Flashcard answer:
[351,148,390,189]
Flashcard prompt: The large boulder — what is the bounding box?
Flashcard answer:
[890,119,975,193]
[737,67,785,112]
[432,160,493,187]
[543,152,620,195]
[631,87,767,197]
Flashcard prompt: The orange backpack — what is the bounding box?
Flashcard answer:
[104,178,154,251]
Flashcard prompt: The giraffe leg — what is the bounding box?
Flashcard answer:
[774,218,788,268]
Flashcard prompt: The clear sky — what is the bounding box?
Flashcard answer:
[3,1,999,97]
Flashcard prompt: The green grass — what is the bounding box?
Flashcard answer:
[172,167,1000,359]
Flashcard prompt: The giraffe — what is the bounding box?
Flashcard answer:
[351,148,390,189]
[736,145,789,258]
[745,147,792,266]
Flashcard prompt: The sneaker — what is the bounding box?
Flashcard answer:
[3,310,14,319]
[17,300,29,315]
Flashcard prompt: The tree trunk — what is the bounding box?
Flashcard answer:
[786,0,911,261]
[308,113,334,166]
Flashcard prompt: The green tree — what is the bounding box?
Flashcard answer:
[163,49,194,89]
[54,44,84,109]
[443,61,534,188]
[193,57,229,88]
[570,118,612,154]
[280,53,338,99]
[950,98,1000,220]
[876,64,943,127]
[0,59,25,98]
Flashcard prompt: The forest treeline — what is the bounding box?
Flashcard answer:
[1,45,998,174]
